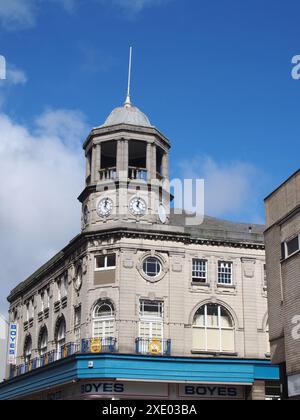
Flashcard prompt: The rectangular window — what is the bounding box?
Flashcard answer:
[286,236,299,257]
[25,300,34,321]
[95,254,116,271]
[93,320,115,339]
[74,306,81,342]
[218,261,233,285]
[140,300,163,319]
[139,300,164,340]
[192,259,207,283]
[57,280,61,301]
[40,292,44,312]
[45,289,50,309]
[62,276,68,298]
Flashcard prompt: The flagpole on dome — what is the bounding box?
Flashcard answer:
[124,46,133,108]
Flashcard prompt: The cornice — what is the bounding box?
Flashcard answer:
[7,226,265,303]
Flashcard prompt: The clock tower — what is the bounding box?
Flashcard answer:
[78,95,171,232]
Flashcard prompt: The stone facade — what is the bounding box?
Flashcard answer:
[2,99,276,400]
[264,169,300,399]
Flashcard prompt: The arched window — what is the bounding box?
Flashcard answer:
[192,304,235,353]
[24,335,32,364]
[55,316,66,355]
[38,327,48,356]
[92,301,115,339]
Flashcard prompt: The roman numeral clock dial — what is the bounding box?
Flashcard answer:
[129,197,147,216]
[97,198,113,218]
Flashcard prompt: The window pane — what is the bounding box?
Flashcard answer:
[286,236,299,256]
[143,258,161,277]
[95,256,105,269]
[207,328,220,351]
[218,262,233,284]
[192,259,207,283]
[220,308,232,328]
[139,321,163,339]
[74,307,81,326]
[193,308,205,327]
[221,329,235,352]
[107,254,116,267]
[140,300,163,318]
[93,320,115,338]
[207,304,219,327]
[192,328,206,350]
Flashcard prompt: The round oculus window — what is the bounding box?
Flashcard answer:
[143,257,162,278]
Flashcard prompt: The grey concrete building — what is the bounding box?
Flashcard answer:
[265,169,300,399]
[0,95,279,400]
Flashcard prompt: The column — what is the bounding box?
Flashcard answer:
[95,143,101,182]
[147,143,157,180]
[123,140,129,178]
[146,142,152,181]
[241,258,258,358]
[116,140,123,175]
[85,151,91,181]
[162,152,169,179]
[248,381,266,400]
[91,145,98,183]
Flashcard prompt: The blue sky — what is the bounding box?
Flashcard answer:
[0,0,300,311]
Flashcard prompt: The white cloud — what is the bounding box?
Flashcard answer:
[0,109,87,313]
[0,63,27,107]
[0,0,170,29]
[99,0,172,15]
[0,0,36,30]
[178,156,265,223]
[6,66,27,86]
[0,0,76,30]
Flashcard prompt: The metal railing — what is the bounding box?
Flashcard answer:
[10,338,117,379]
[135,338,171,356]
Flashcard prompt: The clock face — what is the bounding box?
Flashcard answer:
[97,198,113,218]
[158,204,167,224]
[129,197,147,216]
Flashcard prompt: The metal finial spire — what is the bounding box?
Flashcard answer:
[125,46,133,107]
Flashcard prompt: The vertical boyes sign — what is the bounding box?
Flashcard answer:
[0,55,6,80]
[8,324,18,365]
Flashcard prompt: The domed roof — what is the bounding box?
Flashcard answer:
[103,101,152,128]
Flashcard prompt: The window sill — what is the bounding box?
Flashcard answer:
[281,248,300,263]
[217,284,236,289]
[191,282,211,289]
[95,267,116,272]
[191,350,238,357]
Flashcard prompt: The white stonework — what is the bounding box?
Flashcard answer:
[3,100,272,400]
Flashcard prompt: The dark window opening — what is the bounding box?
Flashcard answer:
[129,141,147,168]
[156,148,164,176]
[286,236,299,257]
[101,141,117,169]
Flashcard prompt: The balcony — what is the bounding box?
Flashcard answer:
[99,167,148,181]
[128,167,148,181]
[135,338,171,356]
[10,338,117,379]
[99,167,117,181]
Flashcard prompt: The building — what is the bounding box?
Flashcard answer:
[264,169,300,400]
[0,92,279,400]
[0,315,8,382]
